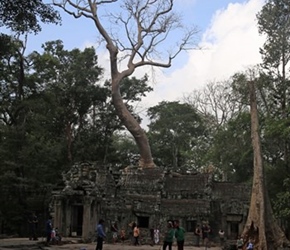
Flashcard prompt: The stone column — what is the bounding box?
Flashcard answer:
[82,196,93,241]
[65,200,72,236]
[53,195,63,232]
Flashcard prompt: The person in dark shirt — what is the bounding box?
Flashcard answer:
[45,216,53,246]
[202,222,210,247]
[194,224,201,247]
[28,212,38,240]
[174,220,186,250]
[163,221,175,250]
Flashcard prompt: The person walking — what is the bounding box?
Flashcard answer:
[194,224,201,247]
[95,219,106,250]
[111,222,118,244]
[236,235,244,249]
[162,221,175,250]
[45,215,53,246]
[28,212,38,241]
[202,222,210,248]
[174,220,185,250]
[128,221,136,245]
[120,228,126,244]
[133,224,140,246]
[218,229,225,247]
[154,226,160,245]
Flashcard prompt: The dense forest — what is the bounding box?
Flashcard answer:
[1,0,290,243]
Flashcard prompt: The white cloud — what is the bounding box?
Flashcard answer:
[141,0,266,111]
[82,0,266,128]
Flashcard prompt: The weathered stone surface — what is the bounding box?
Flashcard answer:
[51,163,251,244]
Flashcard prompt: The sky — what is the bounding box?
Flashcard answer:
[22,0,266,124]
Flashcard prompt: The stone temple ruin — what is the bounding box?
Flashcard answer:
[51,162,250,244]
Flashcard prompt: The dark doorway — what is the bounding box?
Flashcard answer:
[71,205,83,236]
[186,220,196,232]
[137,216,149,228]
[230,222,239,239]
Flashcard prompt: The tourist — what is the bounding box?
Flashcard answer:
[95,219,106,250]
[207,225,213,248]
[174,220,185,250]
[150,228,155,246]
[154,226,160,245]
[162,221,175,250]
[246,238,254,250]
[55,227,62,244]
[133,224,140,246]
[120,228,126,244]
[236,235,244,249]
[218,229,225,247]
[129,221,137,245]
[201,222,210,247]
[45,215,53,246]
[28,212,38,241]
[128,221,136,245]
[194,224,201,247]
[111,221,118,244]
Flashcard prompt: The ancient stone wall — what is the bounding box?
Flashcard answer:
[51,163,251,244]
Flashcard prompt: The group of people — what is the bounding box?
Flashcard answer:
[162,220,186,250]
[45,215,62,246]
[237,235,254,250]
[194,223,255,250]
[194,222,212,247]
[27,212,38,241]
[29,215,255,250]
[94,219,186,250]
[27,213,61,246]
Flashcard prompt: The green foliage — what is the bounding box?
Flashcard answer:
[0,0,60,33]
[257,0,290,70]
[0,36,155,234]
[256,0,290,223]
[147,101,208,171]
[273,178,290,220]
[207,112,254,182]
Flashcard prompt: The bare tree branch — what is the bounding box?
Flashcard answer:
[52,0,199,168]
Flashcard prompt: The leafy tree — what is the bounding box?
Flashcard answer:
[0,0,60,33]
[147,101,207,171]
[183,79,252,181]
[53,0,198,168]
[30,40,104,162]
[208,112,253,182]
[227,66,290,248]
[0,35,60,234]
[257,0,290,168]
[184,80,246,129]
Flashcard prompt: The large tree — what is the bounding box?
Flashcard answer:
[257,0,290,168]
[147,101,207,171]
[242,75,289,249]
[53,0,198,168]
[0,0,60,33]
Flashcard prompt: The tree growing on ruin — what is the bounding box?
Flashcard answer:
[53,0,198,168]
[239,71,289,249]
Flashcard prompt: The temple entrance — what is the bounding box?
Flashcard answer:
[227,214,243,239]
[229,221,239,239]
[71,205,83,236]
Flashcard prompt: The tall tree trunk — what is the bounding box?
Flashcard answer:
[243,81,289,249]
[108,43,155,169]
[111,77,155,168]
[65,122,73,163]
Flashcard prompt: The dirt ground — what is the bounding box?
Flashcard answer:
[0,237,223,250]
